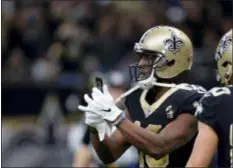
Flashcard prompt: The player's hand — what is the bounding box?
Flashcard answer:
[78,85,125,125]
[85,111,112,141]
[78,100,113,141]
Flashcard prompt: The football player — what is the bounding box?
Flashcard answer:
[186,29,233,167]
[78,26,206,167]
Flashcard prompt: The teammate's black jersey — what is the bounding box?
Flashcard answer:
[196,86,233,167]
[82,126,90,145]
[125,83,206,167]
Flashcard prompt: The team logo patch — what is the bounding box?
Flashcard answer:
[165,105,174,119]
[215,35,232,61]
[163,32,184,54]
[194,102,203,116]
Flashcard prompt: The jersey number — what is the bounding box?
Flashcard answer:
[230,124,233,167]
[178,84,206,94]
[209,87,231,97]
[135,121,169,167]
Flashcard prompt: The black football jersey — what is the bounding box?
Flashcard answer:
[82,126,90,145]
[196,86,233,167]
[125,83,206,167]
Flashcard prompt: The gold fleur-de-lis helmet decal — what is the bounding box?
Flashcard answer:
[163,31,185,54]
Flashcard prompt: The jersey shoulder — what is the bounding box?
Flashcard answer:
[173,83,206,101]
[167,83,207,115]
[200,86,232,107]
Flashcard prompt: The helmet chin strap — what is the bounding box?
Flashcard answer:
[137,68,157,90]
[115,47,176,103]
[138,65,177,90]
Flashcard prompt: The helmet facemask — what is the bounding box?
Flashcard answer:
[216,61,232,85]
[129,43,176,90]
[129,54,168,82]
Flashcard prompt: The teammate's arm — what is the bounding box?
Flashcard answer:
[73,126,92,167]
[117,113,197,159]
[186,87,231,167]
[90,112,131,164]
[186,121,218,167]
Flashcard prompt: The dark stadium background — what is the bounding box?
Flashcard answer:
[1,0,232,167]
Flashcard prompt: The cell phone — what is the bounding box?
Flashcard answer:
[95,77,103,92]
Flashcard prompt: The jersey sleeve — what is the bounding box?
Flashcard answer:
[178,91,204,115]
[175,84,206,116]
[195,89,224,134]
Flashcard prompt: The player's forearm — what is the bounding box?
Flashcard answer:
[73,145,92,167]
[118,114,197,160]
[185,145,213,167]
[186,147,214,168]
[186,157,211,167]
[117,119,166,159]
[186,121,218,167]
[91,132,129,164]
[91,133,118,164]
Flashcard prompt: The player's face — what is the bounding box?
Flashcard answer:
[138,55,154,79]
[129,52,166,81]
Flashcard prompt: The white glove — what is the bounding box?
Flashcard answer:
[85,111,113,141]
[78,85,125,125]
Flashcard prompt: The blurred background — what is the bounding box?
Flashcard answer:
[1,0,232,167]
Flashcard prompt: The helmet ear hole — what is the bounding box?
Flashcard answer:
[222,61,229,67]
[166,60,175,67]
